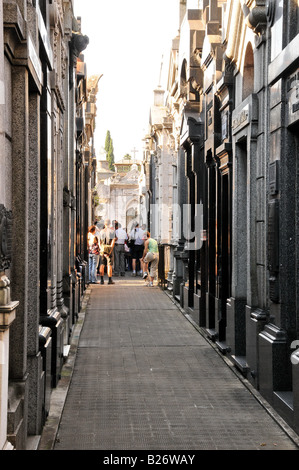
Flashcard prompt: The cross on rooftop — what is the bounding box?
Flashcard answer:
[131,147,138,162]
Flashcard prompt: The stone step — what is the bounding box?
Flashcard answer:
[26,435,41,450]
[7,383,25,447]
[7,418,25,449]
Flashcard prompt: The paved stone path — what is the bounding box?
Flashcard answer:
[40,275,299,451]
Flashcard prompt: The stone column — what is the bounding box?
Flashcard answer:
[62,58,72,343]
[173,148,187,300]
[205,154,216,336]
[0,1,18,450]
[9,65,29,449]
[182,145,196,311]
[0,0,5,206]
[69,54,77,322]
[0,274,18,450]
[26,91,44,436]
[10,64,29,368]
[56,111,68,345]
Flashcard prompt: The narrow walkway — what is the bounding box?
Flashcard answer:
[40,274,299,451]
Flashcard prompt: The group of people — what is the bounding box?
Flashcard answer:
[87,219,159,287]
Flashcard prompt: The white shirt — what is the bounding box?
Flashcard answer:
[115,228,128,244]
[130,227,145,245]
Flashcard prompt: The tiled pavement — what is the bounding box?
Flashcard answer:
[39,274,299,451]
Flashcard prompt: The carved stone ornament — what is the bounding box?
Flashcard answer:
[243,2,268,35]
[71,32,89,58]
[0,205,13,272]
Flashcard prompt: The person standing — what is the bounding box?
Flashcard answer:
[130,223,145,276]
[94,221,102,275]
[124,227,132,272]
[99,219,116,285]
[114,222,128,276]
[87,226,100,284]
[142,231,159,287]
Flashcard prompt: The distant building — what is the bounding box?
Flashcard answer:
[114,156,142,174]
[95,152,144,232]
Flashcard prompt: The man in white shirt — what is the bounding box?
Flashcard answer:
[114,222,128,276]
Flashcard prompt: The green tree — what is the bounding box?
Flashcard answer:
[104,130,115,171]
[104,130,111,153]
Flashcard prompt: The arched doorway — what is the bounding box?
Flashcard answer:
[126,206,138,233]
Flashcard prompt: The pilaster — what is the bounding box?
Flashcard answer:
[10,64,29,381]
[0,273,18,450]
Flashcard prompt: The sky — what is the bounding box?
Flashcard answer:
[74,0,180,162]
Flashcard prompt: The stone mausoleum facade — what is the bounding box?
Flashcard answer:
[144,0,299,434]
[0,0,97,449]
[1,0,299,449]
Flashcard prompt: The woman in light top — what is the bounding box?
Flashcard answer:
[142,231,159,287]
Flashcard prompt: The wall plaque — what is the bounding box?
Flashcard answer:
[287,70,299,126]
[269,160,279,195]
[267,199,279,273]
[221,111,229,140]
[268,199,280,303]
[232,104,250,134]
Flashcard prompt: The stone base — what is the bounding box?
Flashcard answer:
[273,391,294,428]
[179,283,184,308]
[27,351,44,435]
[215,340,230,355]
[172,275,182,298]
[246,307,267,388]
[185,295,199,325]
[258,324,291,405]
[26,435,41,450]
[206,328,217,341]
[63,286,73,347]
[166,279,173,294]
[292,351,299,433]
[7,380,27,450]
[213,297,230,354]
[63,344,71,358]
[0,299,18,449]
[0,301,18,328]
[226,297,246,357]
[41,309,64,388]
[39,327,52,422]
[2,440,14,450]
[191,293,200,325]
[231,355,249,376]
[72,278,79,323]
[63,274,73,343]
[183,286,189,309]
